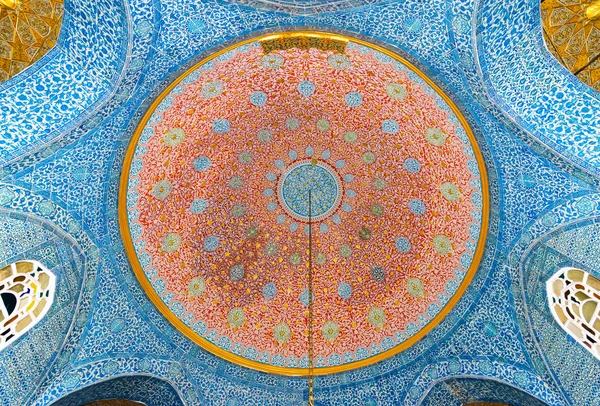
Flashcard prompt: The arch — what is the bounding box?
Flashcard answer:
[421,377,549,406]
[49,375,185,406]
[0,260,55,351]
[547,266,600,359]
[510,202,600,406]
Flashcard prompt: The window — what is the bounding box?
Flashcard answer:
[0,260,55,351]
[547,267,600,359]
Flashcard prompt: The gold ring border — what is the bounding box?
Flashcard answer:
[119,30,490,376]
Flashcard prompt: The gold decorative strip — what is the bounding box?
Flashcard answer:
[260,32,348,54]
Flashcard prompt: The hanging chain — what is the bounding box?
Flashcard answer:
[308,190,315,406]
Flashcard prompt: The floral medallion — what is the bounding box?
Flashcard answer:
[120,32,488,375]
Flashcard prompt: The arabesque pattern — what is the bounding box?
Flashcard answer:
[123,37,486,372]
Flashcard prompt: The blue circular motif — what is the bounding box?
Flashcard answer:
[403,158,421,172]
[230,264,244,281]
[263,282,277,300]
[204,236,219,252]
[212,119,230,133]
[299,289,310,306]
[190,198,208,214]
[250,91,267,106]
[298,81,315,97]
[408,199,426,215]
[280,162,341,221]
[372,266,385,282]
[345,92,363,107]
[395,237,411,252]
[193,156,211,171]
[338,282,352,299]
[382,119,399,134]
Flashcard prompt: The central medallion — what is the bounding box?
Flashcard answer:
[278,159,343,222]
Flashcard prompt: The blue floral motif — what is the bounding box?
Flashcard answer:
[297,80,315,97]
[193,156,211,171]
[250,91,267,106]
[382,119,399,134]
[190,198,208,214]
[212,119,230,133]
[203,236,219,252]
[186,18,206,34]
[395,237,411,252]
[262,282,277,300]
[408,199,426,215]
[345,91,362,107]
[403,158,421,172]
[338,282,352,299]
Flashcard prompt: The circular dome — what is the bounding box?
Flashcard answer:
[120,32,488,375]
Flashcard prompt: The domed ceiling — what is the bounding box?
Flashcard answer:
[120,32,488,375]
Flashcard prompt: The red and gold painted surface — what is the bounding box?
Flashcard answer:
[121,34,487,374]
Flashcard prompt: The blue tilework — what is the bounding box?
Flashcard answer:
[476,0,600,177]
[0,0,599,405]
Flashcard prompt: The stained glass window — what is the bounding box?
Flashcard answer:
[0,260,55,351]
[547,267,600,359]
